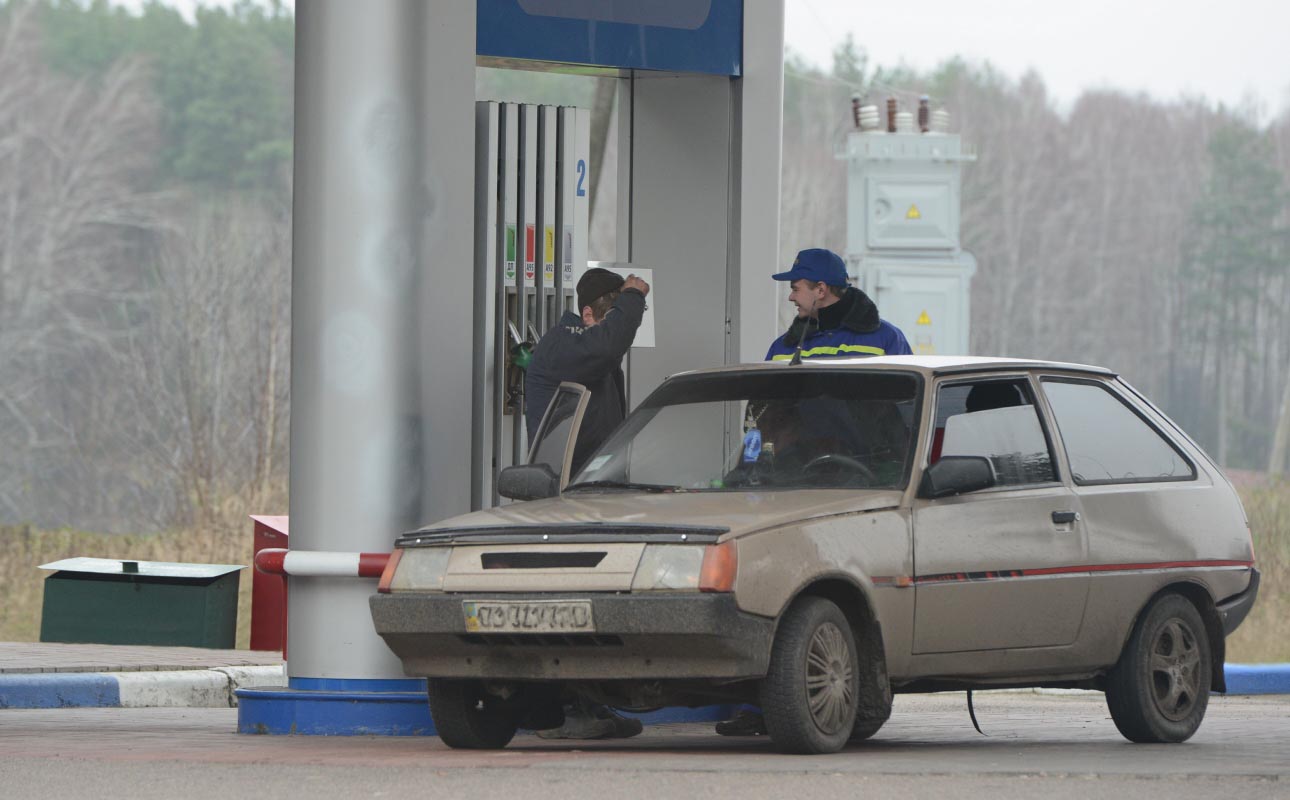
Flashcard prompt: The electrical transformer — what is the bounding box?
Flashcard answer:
[844,99,976,355]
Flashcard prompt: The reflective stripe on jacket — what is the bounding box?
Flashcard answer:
[764,286,912,361]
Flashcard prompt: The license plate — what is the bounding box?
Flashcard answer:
[462,600,595,634]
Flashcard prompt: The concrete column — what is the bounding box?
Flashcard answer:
[288,0,475,681]
[732,0,785,363]
[624,0,784,404]
[626,71,733,405]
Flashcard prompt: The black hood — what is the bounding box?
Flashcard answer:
[782,286,880,346]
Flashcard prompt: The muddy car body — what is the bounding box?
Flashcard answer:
[370,356,1259,753]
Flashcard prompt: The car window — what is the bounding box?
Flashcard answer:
[527,385,586,477]
[933,379,1057,487]
[1041,379,1194,484]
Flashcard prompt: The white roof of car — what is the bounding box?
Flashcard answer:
[851,355,1114,374]
[675,355,1116,379]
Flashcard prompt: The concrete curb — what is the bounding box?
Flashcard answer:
[3,663,1287,711]
[0,665,285,709]
[1224,663,1290,694]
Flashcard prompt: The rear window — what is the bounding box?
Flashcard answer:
[1040,379,1195,485]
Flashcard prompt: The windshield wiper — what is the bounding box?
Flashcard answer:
[564,480,679,493]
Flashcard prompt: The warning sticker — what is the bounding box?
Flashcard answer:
[917,310,932,326]
[906,204,922,220]
[543,225,555,283]
[524,224,536,281]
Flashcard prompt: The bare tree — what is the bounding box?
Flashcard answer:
[0,7,292,532]
[0,6,174,528]
[105,198,291,528]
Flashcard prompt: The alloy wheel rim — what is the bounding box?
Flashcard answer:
[1149,618,1202,722]
[806,621,854,735]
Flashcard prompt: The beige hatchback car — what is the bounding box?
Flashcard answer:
[370,356,1259,754]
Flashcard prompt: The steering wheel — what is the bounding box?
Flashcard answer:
[802,453,876,483]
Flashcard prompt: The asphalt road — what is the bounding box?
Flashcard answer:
[1,693,1287,799]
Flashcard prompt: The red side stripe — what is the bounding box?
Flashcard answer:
[874,558,1256,587]
[1019,559,1254,577]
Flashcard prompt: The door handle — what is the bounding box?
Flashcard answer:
[1051,510,1080,525]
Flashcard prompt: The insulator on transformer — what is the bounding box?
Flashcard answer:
[858,105,881,132]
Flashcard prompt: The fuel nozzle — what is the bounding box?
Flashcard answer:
[504,320,536,412]
[511,340,534,370]
[506,320,535,371]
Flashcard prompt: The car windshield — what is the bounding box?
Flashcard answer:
[567,369,921,492]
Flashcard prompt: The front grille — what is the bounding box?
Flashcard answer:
[457,633,624,647]
[481,551,606,569]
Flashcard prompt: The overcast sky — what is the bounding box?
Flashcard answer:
[784,0,1290,119]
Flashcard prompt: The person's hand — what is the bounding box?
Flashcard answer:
[623,274,650,297]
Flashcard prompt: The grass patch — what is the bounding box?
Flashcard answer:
[1225,480,1290,663]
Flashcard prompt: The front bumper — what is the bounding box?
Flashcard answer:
[369,592,775,680]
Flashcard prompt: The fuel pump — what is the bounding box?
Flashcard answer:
[474,101,589,508]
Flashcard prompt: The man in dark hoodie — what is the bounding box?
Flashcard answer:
[524,267,649,474]
[764,248,911,362]
[522,267,649,741]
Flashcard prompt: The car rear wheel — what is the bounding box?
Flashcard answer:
[761,596,859,754]
[427,678,519,749]
[1105,593,1211,743]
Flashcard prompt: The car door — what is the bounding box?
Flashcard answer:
[525,381,590,491]
[1036,376,1234,597]
[912,374,1090,653]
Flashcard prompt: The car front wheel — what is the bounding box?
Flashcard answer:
[1105,593,1212,743]
[761,596,859,754]
[427,678,519,749]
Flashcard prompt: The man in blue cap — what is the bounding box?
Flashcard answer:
[716,249,909,738]
[764,248,911,362]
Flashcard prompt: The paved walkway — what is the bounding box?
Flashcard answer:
[0,642,282,674]
[1,695,1287,800]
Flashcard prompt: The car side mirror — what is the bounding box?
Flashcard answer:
[918,456,996,499]
[497,464,559,501]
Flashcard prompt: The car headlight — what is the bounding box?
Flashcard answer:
[386,547,451,592]
[630,545,706,591]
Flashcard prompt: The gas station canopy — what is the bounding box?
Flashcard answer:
[476,0,743,75]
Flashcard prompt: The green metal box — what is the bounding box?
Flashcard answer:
[38,558,244,649]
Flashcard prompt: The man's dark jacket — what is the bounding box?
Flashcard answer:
[765,286,912,361]
[524,289,646,472]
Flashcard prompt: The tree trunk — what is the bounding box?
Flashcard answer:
[1269,354,1290,476]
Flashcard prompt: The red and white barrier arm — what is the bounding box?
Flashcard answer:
[254,548,390,578]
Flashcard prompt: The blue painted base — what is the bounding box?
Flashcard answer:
[236,677,738,736]
[626,704,738,725]
[0,673,120,709]
[236,678,435,735]
[1223,663,1290,694]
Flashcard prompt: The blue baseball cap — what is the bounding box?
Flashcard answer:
[772,248,848,286]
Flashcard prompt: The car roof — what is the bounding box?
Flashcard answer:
[670,355,1117,380]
